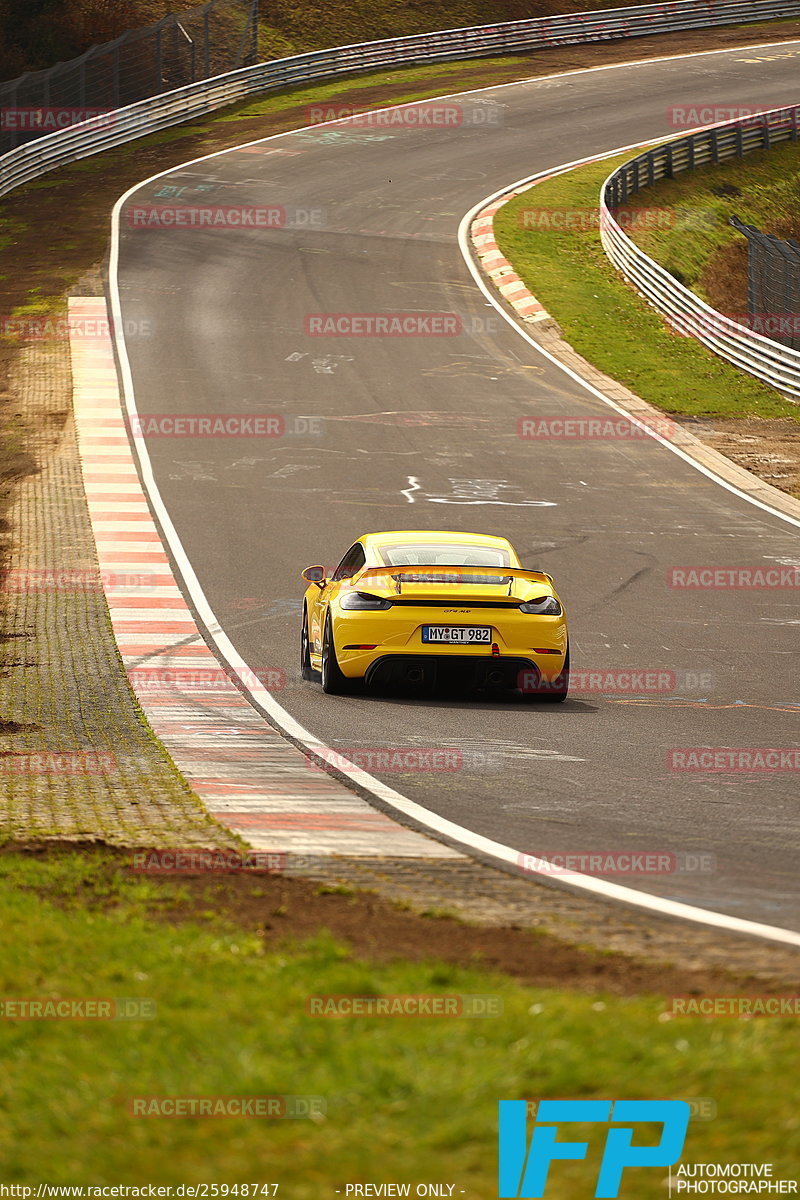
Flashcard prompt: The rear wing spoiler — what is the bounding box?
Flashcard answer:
[352,565,554,591]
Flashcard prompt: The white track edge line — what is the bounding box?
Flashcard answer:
[107,41,800,946]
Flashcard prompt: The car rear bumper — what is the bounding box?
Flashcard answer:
[363,654,547,689]
[332,609,567,679]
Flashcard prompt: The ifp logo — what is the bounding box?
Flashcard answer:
[498,1100,690,1197]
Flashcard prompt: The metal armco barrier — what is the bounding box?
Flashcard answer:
[2,0,800,203]
[601,105,800,398]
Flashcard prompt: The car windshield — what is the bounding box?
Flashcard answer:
[377,542,510,567]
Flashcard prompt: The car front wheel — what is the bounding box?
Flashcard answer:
[300,606,316,681]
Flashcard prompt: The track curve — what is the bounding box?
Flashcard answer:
[112,41,800,933]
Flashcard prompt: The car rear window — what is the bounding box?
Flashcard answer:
[377,542,510,567]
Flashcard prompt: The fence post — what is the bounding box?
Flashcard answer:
[6,78,20,150]
[250,0,260,65]
[155,25,162,92]
[113,43,120,108]
[234,0,256,68]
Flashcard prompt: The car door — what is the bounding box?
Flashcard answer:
[310,542,366,653]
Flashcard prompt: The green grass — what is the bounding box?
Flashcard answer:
[494,153,800,422]
[0,848,797,1189]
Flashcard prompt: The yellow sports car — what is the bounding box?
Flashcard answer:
[300,530,569,701]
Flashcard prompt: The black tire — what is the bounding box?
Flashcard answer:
[300,606,316,682]
[522,645,569,704]
[321,611,352,695]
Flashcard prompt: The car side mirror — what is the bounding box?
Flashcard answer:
[302,565,326,587]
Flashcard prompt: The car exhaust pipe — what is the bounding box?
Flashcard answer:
[487,670,505,686]
[406,666,424,683]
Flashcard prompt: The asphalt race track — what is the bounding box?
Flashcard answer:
[112,41,800,932]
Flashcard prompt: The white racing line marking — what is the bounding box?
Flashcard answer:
[401,476,422,503]
[428,497,556,506]
[108,40,800,946]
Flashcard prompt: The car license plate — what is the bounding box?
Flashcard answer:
[422,625,492,644]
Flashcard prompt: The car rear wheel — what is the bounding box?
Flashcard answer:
[522,645,569,704]
[321,612,352,695]
[300,606,316,681]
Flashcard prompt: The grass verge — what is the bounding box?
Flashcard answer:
[0,845,797,1189]
[493,152,800,422]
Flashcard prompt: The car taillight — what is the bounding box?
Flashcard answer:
[340,591,392,611]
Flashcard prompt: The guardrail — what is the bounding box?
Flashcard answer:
[3,0,800,202]
[601,105,800,398]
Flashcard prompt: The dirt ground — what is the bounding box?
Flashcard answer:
[678,415,800,498]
